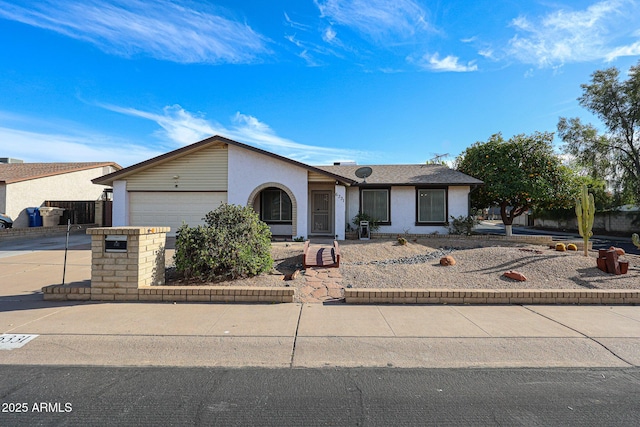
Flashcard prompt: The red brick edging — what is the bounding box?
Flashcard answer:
[344,289,640,305]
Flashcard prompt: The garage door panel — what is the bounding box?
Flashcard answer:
[129,192,227,235]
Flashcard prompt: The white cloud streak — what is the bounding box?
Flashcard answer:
[507,0,640,67]
[0,125,161,166]
[415,53,478,72]
[0,0,271,64]
[315,0,431,43]
[100,104,371,164]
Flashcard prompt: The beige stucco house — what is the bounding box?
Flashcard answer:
[93,135,483,239]
[0,161,121,228]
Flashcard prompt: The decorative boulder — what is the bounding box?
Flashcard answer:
[504,270,527,281]
[555,243,566,251]
[567,243,578,251]
[440,255,456,266]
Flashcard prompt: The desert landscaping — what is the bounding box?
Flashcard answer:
[165,238,640,298]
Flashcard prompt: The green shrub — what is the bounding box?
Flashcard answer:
[447,215,477,235]
[174,204,273,280]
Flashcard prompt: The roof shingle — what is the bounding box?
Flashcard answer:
[315,164,483,186]
[0,162,121,184]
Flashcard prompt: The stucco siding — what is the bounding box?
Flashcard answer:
[126,145,228,191]
[6,166,115,228]
[334,184,346,240]
[447,186,471,218]
[112,180,128,227]
[227,145,308,238]
[346,186,360,231]
[0,184,6,214]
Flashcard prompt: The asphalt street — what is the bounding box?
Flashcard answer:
[1,366,639,426]
[475,221,640,255]
[1,230,639,426]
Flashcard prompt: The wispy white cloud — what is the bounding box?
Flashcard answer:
[0,125,161,166]
[101,104,372,164]
[284,12,311,31]
[414,53,478,72]
[0,0,271,64]
[323,26,338,44]
[605,40,640,61]
[507,0,640,67]
[314,0,432,43]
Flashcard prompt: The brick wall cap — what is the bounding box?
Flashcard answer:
[87,226,171,235]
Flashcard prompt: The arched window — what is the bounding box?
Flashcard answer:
[260,188,292,223]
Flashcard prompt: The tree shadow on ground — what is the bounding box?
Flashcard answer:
[568,267,638,289]
[464,253,559,275]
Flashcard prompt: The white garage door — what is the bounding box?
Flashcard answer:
[129,192,227,235]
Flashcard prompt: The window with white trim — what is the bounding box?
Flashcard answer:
[417,188,446,223]
[261,188,292,223]
[361,188,390,223]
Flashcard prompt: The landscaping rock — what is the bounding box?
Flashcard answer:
[440,255,456,266]
[347,248,455,266]
[283,269,299,281]
[504,270,527,281]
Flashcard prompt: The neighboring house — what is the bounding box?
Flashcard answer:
[93,135,483,239]
[0,161,121,228]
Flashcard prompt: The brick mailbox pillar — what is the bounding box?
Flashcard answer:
[87,226,170,301]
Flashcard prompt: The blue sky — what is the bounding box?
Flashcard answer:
[1,0,640,167]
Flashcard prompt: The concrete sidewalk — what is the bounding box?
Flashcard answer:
[1,301,639,368]
[1,239,640,369]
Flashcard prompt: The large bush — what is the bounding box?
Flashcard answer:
[174,204,273,280]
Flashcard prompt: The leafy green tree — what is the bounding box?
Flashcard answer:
[557,61,640,204]
[456,132,575,235]
[534,172,615,220]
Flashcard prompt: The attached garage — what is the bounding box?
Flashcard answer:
[129,192,227,235]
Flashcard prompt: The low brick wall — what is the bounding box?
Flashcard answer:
[42,284,294,303]
[0,224,96,241]
[43,225,295,303]
[344,289,640,305]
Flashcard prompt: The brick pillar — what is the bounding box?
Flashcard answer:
[87,227,170,301]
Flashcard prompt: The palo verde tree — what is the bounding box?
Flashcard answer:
[558,60,640,204]
[456,132,575,236]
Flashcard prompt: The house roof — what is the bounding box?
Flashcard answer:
[316,164,484,186]
[0,162,122,184]
[93,135,357,186]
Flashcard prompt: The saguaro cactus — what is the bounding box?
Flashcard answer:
[575,184,595,257]
[633,233,640,249]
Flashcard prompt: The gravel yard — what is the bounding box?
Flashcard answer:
[166,238,640,292]
[339,239,640,290]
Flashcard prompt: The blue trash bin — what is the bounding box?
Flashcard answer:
[26,207,43,227]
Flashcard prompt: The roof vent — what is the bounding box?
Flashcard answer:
[333,161,357,166]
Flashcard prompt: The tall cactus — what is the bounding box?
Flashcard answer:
[575,184,595,257]
[633,233,640,249]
